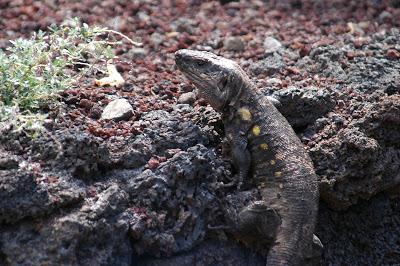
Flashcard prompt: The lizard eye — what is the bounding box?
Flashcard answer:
[197,60,206,67]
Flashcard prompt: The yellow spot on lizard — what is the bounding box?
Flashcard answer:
[252,125,260,136]
[260,143,269,150]
[270,160,276,165]
[274,171,282,177]
[237,108,252,121]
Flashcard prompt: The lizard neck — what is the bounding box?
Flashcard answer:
[222,81,255,121]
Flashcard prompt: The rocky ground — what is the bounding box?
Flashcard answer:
[1,0,400,265]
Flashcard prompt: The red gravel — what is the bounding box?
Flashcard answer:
[0,0,399,139]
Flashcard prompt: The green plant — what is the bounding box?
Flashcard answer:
[0,18,139,132]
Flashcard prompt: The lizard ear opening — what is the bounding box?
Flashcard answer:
[218,75,229,91]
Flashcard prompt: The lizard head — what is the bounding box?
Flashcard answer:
[175,49,249,111]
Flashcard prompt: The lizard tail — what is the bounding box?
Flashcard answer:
[266,209,316,266]
[266,233,300,265]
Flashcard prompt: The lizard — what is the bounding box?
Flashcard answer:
[175,49,321,265]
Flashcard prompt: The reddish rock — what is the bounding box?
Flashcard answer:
[387,49,400,59]
[147,157,160,169]
[79,99,93,109]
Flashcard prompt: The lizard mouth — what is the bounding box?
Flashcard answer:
[179,69,214,91]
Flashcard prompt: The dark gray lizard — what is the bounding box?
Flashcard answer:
[175,49,321,265]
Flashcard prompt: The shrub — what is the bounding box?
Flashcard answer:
[0,18,137,132]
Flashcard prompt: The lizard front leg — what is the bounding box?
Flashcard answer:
[222,128,251,189]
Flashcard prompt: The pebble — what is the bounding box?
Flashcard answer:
[219,0,239,4]
[79,99,93,109]
[101,98,134,121]
[378,11,392,23]
[172,18,196,34]
[0,156,19,170]
[178,92,196,104]
[263,36,282,54]
[387,49,400,59]
[250,53,285,75]
[224,36,245,52]
[150,32,164,47]
[89,104,103,119]
[129,48,147,59]
[266,78,282,86]
[147,157,160,169]
[43,119,54,130]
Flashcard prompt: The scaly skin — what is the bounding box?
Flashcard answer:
[175,49,320,265]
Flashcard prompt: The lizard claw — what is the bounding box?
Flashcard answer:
[219,181,235,188]
[207,224,232,230]
[218,173,244,190]
[218,180,243,190]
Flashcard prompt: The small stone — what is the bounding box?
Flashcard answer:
[172,18,196,34]
[263,37,282,54]
[178,92,196,104]
[101,99,134,121]
[387,49,400,59]
[353,38,367,49]
[224,36,245,52]
[165,149,182,158]
[346,51,356,60]
[0,156,19,170]
[43,119,54,130]
[79,99,93,109]
[129,48,147,59]
[266,78,282,86]
[219,0,239,4]
[147,157,160,170]
[300,44,311,57]
[150,32,164,47]
[89,104,102,119]
[137,11,150,21]
[378,11,392,23]
[287,66,300,75]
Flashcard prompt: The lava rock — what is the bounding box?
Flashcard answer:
[297,45,347,81]
[138,240,264,266]
[272,86,335,128]
[0,170,84,224]
[109,109,212,169]
[310,95,400,210]
[317,193,400,265]
[128,144,230,257]
[0,185,132,266]
[250,53,285,75]
[30,130,111,179]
